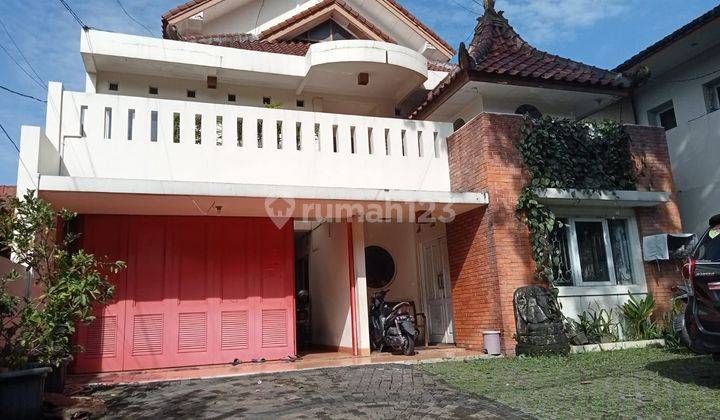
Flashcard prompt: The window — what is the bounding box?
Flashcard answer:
[103,107,112,139]
[79,105,88,137]
[365,246,395,289]
[127,109,135,140]
[648,101,677,131]
[108,82,119,91]
[695,227,720,262]
[262,97,271,105]
[187,90,196,98]
[293,20,355,43]
[515,104,542,119]
[453,118,465,131]
[296,99,305,108]
[703,78,720,113]
[150,111,158,142]
[554,217,638,287]
[227,94,236,102]
[148,86,159,95]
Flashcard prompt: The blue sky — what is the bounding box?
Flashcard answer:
[0,0,717,185]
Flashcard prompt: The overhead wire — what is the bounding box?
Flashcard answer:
[0,17,45,87]
[57,0,88,29]
[0,85,46,103]
[115,0,156,37]
[0,43,45,90]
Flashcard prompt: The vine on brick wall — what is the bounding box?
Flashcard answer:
[515,116,637,285]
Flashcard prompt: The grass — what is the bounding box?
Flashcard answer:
[421,348,720,419]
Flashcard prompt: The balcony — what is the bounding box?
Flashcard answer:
[18,83,487,218]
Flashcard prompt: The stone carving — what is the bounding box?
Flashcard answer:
[513,285,570,356]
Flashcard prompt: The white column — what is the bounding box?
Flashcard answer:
[45,82,63,150]
[351,220,371,355]
[15,126,41,198]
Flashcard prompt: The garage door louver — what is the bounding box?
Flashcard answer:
[73,216,295,373]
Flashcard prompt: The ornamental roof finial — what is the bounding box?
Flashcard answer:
[484,0,496,11]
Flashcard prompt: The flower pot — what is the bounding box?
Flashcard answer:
[44,358,70,394]
[0,366,52,420]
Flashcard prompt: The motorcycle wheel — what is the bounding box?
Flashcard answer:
[401,332,415,356]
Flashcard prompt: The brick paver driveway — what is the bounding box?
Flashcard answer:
[82,364,532,419]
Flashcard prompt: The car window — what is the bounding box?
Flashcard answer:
[695,228,720,262]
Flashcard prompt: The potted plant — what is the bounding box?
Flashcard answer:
[0,192,124,417]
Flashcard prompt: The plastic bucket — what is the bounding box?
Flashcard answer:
[483,331,502,355]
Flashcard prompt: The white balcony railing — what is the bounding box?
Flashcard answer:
[47,84,453,192]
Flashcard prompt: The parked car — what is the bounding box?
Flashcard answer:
[682,214,720,360]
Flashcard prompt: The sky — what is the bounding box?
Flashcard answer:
[0,0,717,185]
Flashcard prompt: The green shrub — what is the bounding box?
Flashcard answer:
[618,293,662,341]
[569,305,620,344]
[0,192,125,370]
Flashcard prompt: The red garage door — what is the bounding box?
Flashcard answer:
[73,215,295,373]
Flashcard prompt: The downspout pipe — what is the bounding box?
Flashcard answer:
[346,221,359,356]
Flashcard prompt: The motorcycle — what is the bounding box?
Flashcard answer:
[369,290,418,355]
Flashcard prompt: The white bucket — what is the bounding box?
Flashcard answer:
[483,331,502,355]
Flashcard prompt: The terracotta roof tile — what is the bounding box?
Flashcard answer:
[182,33,312,56]
[0,185,16,198]
[409,7,630,119]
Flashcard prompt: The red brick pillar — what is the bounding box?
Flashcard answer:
[445,117,685,354]
[626,125,684,312]
[445,113,535,353]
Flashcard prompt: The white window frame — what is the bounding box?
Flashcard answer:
[647,100,677,131]
[554,208,648,298]
[703,78,720,113]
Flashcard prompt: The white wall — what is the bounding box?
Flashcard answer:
[94,71,397,117]
[309,223,352,348]
[363,222,419,305]
[632,42,720,234]
[54,88,454,192]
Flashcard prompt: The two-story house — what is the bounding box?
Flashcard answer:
[610,4,720,236]
[13,0,682,374]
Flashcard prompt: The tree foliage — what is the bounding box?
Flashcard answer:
[0,192,125,370]
[515,116,637,285]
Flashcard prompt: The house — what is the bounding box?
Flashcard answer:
[607,4,720,236]
[12,0,682,373]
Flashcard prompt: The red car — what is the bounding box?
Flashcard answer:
[683,214,720,360]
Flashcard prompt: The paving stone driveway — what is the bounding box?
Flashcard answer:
[82,364,533,419]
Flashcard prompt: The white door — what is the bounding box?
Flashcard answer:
[421,237,454,344]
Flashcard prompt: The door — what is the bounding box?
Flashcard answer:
[74,215,295,373]
[420,237,454,344]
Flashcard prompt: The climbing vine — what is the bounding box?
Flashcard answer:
[515,116,637,285]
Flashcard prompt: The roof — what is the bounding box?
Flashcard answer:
[162,0,455,55]
[259,0,396,44]
[182,33,312,55]
[614,4,720,72]
[409,5,629,119]
[0,185,16,198]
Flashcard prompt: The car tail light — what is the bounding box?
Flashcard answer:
[682,258,696,281]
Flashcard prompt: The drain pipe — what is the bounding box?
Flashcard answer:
[346,221,359,356]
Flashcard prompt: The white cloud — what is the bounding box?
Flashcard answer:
[496,0,632,44]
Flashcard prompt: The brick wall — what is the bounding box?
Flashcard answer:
[446,114,683,353]
[626,125,684,312]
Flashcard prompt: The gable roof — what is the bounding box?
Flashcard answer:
[409,5,630,120]
[162,0,455,56]
[614,4,720,72]
[259,0,396,44]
